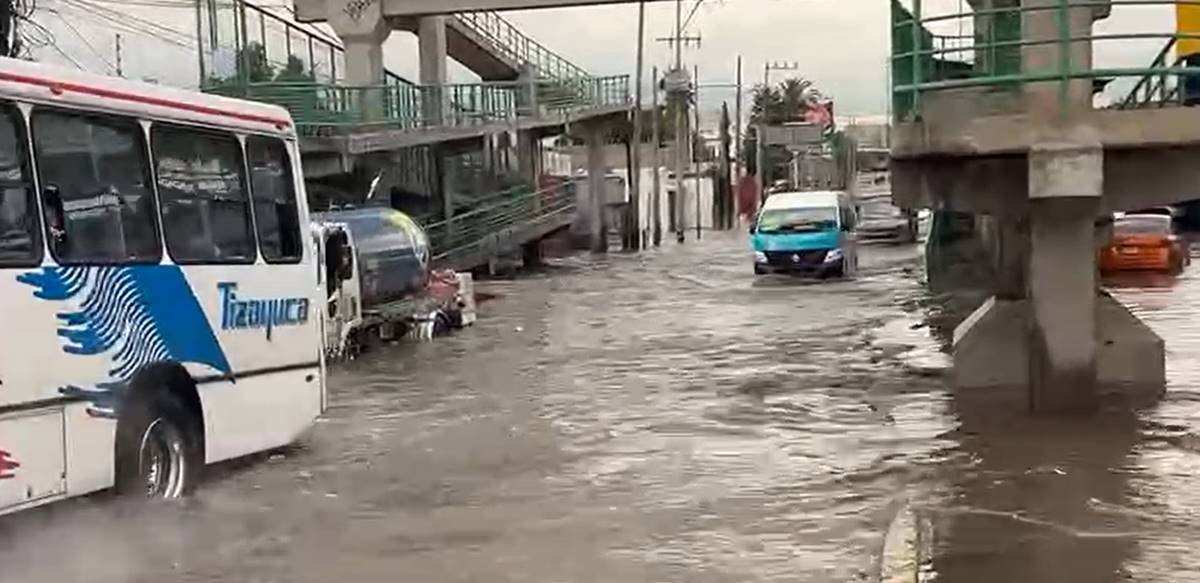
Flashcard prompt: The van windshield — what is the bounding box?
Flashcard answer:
[757,207,838,233]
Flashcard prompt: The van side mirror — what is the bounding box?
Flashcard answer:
[331,233,354,281]
[339,250,354,281]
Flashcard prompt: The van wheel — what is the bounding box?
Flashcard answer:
[754,264,767,275]
[828,259,847,279]
[115,390,202,499]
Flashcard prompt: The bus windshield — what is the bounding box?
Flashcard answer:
[757,207,838,233]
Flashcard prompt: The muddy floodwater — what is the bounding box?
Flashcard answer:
[5,232,1200,582]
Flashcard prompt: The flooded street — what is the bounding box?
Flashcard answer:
[6,231,1200,582]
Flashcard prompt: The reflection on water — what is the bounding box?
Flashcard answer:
[5,233,1200,582]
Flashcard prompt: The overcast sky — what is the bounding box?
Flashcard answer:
[32,0,1176,126]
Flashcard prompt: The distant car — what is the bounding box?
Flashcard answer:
[1099,213,1190,275]
[856,193,917,243]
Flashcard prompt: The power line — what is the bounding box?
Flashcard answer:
[50,10,117,73]
[681,0,703,30]
[51,0,194,49]
[46,37,84,69]
[56,0,195,45]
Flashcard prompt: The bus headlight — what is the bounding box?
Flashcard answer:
[754,251,767,263]
[824,248,844,263]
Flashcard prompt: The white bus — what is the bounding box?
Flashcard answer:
[0,58,325,512]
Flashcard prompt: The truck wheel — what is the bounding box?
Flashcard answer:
[115,390,202,499]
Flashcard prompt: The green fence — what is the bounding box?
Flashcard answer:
[890,0,1200,120]
[423,182,576,264]
[208,75,629,132]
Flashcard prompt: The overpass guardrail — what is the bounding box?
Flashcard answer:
[455,11,590,81]
[207,75,629,133]
[424,181,576,266]
[890,0,1200,120]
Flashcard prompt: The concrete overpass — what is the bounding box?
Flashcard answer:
[300,0,669,18]
[888,0,1200,413]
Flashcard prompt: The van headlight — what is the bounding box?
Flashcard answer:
[754,251,767,263]
[824,248,844,263]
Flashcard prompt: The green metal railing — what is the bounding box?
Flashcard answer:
[890,0,1200,121]
[455,11,589,81]
[209,75,629,132]
[1118,38,1185,108]
[424,181,576,263]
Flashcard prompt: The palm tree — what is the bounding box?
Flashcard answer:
[745,76,829,175]
[750,76,821,125]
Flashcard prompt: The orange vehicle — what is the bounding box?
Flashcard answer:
[1099,213,1190,274]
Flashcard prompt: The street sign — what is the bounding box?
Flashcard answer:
[760,124,824,147]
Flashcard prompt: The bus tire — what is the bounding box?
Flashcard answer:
[114,388,203,499]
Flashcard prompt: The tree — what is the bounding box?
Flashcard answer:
[749,76,820,126]
[743,76,831,177]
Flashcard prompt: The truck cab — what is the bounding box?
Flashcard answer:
[313,221,362,359]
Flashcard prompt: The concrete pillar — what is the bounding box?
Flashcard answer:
[585,123,608,253]
[517,64,539,117]
[1026,141,1103,412]
[517,130,538,184]
[418,15,448,126]
[343,40,385,121]
[1021,0,1102,113]
[993,217,1028,301]
[325,0,389,121]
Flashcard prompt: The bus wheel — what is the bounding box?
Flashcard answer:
[115,390,201,499]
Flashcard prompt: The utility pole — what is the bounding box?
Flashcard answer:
[673,0,686,243]
[693,63,701,240]
[656,0,699,244]
[735,56,743,179]
[758,61,799,199]
[628,0,646,252]
[651,66,662,246]
[763,61,799,90]
[115,34,123,77]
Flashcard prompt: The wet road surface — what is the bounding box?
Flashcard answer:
[5,232,1200,582]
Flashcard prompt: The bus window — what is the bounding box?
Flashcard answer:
[32,110,159,264]
[247,137,301,263]
[0,104,40,266]
[152,126,255,264]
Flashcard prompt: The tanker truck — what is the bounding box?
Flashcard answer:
[312,207,475,359]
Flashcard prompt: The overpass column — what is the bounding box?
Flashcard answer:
[1026,141,1102,413]
[419,16,449,125]
[326,0,389,121]
[1021,0,1108,112]
[586,122,608,253]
